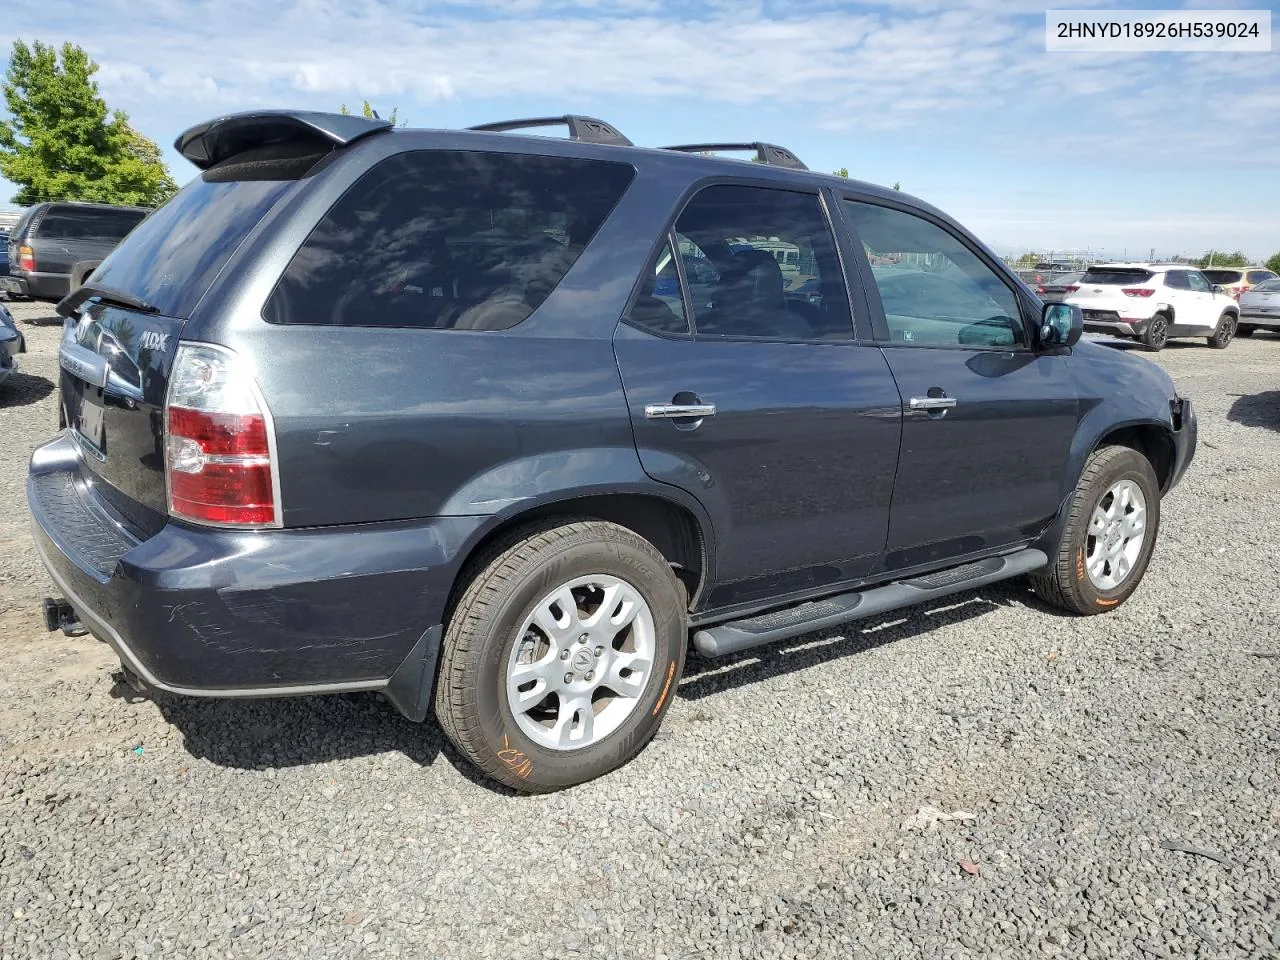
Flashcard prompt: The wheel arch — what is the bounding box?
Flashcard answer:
[444,488,715,626]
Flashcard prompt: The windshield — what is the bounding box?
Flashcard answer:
[88,159,309,318]
[1201,269,1243,284]
[1080,268,1154,285]
[1251,278,1280,293]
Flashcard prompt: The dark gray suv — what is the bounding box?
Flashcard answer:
[2,201,147,301]
[29,111,1196,791]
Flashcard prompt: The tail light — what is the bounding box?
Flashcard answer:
[1121,288,1155,298]
[17,245,35,272]
[1065,285,1080,293]
[1036,285,1046,294]
[164,343,279,527]
[1236,286,1249,300]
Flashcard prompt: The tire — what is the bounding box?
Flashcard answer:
[1206,312,1236,349]
[435,519,688,792]
[1236,324,1256,338]
[1142,314,1170,351]
[1031,446,1161,616]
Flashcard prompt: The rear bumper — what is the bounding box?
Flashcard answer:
[28,432,482,701]
[1,272,68,300]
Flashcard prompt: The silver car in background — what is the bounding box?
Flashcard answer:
[1238,277,1280,337]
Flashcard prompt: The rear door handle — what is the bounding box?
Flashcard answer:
[645,402,717,420]
[908,397,957,410]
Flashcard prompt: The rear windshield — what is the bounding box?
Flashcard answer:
[1080,268,1155,285]
[263,150,636,330]
[88,147,320,318]
[34,206,145,241]
[1201,269,1243,284]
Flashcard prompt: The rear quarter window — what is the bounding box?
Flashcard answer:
[1246,270,1276,284]
[263,150,635,330]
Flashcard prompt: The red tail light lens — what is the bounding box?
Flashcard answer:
[1036,285,1046,294]
[1065,285,1079,293]
[17,245,35,272]
[1121,288,1155,297]
[165,344,279,527]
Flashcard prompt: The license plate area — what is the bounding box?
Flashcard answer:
[65,375,108,460]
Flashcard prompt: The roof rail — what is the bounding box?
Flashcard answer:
[175,110,393,170]
[661,142,808,171]
[467,115,633,147]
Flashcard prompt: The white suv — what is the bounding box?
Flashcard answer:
[1064,263,1241,351]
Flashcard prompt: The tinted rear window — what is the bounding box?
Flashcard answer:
[1246,270,1275,284]
[1201,269,1243,284]
[263,150,635,330]
[34,206,145,241]
[89,151,311,318]
[1080,268,1154,285]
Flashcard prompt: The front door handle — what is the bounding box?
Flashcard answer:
[645,402,717,420]
[908,397,957,410]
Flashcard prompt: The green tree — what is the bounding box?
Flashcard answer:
[892,181,901,191]
[0,40,176,206]
[1266,252,1280,274]
[833,167,848,178]
[339,100,402,126]
[1194,250,1249,269]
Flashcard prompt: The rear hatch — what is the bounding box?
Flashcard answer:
[56,156,313,537]
[1067,267,1156,313]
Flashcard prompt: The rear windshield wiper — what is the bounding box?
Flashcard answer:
[57,283,159,319]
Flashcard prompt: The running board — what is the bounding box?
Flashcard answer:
[692,548,1048,658]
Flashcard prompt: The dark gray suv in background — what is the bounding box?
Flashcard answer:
[29,111,1195,791]
[2,201,147,301]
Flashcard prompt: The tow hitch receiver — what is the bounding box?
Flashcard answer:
[42,597,89,638]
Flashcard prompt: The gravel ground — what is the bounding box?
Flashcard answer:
[1,297,1278,960]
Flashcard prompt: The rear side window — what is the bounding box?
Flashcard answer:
[1080,268,1155,285]
[90,146,320,318]
[1201,269,1243,284]
[670,184,852,340]
[1246,270,1275,284]
[264,151,635,330]
[34,206,145,241]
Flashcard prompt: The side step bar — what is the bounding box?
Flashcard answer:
[692,548,1048,658]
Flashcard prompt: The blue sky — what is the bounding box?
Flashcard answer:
[2,0,1278,259]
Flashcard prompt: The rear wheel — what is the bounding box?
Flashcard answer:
[435,519,687,792]
[1236,324,1256,338]
[1142,314,1170,351]
[1207,312,1236,349]
[1031,446,1161,615]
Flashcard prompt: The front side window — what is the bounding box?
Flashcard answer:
[844,201,1024,348]
[1164,271,1189,290]
[265,151,635,330]
[671,185,852,340]
[1187,271,1212,293]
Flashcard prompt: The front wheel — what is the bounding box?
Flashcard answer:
[1031,446,1161,615]
[1207,313,1236,349]
[435,519,688,792]
[1142,314,1170,351]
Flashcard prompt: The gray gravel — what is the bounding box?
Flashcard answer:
[2,298,1278,959]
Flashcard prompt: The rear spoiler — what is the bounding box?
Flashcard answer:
[174,110,393,170]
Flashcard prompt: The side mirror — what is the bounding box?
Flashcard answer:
[1212,284,1224,294]
[1039,302,1083,348]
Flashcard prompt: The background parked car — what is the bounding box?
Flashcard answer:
[1065,263,1240,350]
[1,202,147,301]
[1238,276,1280,337]
[0,230,9,283]
[1201,267,1278,302]
[0,301,25,387]
[1036,271,1084,303]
